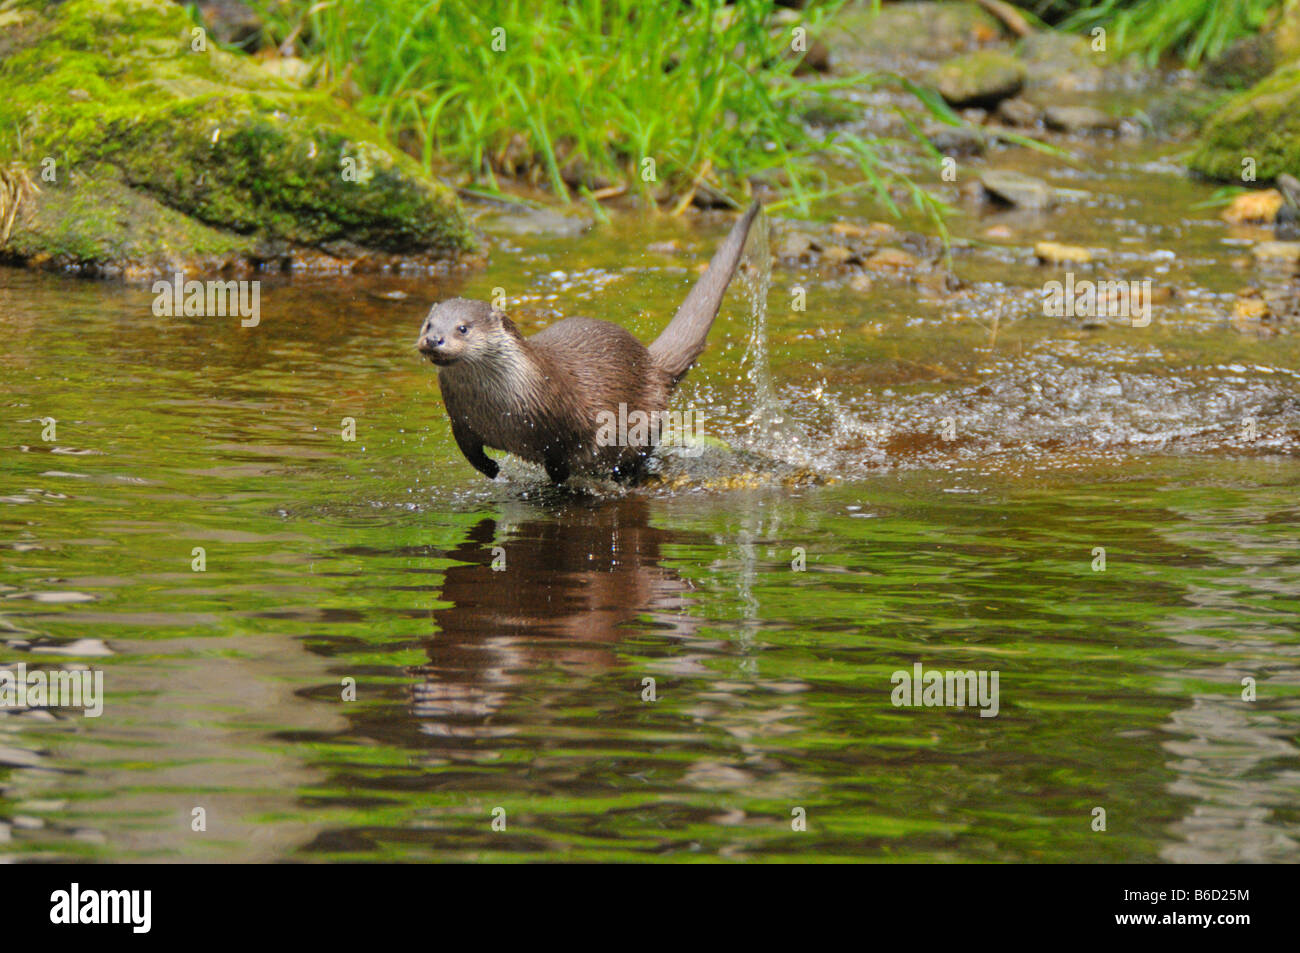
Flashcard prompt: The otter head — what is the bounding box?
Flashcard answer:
[416,298,504,367]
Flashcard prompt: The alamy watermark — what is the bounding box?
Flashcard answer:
[891,662,999,718]
[0,664,103,717]
[152,272,260,327]
[1043,272,1151,327]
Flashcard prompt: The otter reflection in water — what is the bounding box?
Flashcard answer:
[409,497,705,736]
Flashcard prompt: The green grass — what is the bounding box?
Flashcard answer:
[1040,0,1287,66]
[244,0,943,220]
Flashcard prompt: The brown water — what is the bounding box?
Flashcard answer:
[2,114,1299,861]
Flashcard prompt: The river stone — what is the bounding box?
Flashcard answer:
[979,170,1054,211]
[0,0,473,277]
[924,122,986,156]
[931,51,1026,109]
[1222,190,1284,225]
[777,231,817,260]
[1252,241,1300,271]
[866,248,919,270]
[823,1,1003,70]
[1034,241,1092,265]
[1043,105,1119,133]
[996,97,1040,127]
[1016,31,1106,92]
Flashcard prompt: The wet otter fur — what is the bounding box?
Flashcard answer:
[417,203,760,483]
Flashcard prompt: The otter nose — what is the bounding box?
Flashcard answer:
[417,334,445,353]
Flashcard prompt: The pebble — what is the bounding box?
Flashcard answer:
[996,97,1040,127]
[1034,241,1093,265]
[866,248,920,270]
[979,169,1054,210]
[1043,105,1119,133]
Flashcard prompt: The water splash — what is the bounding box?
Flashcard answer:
[738,210,785,440]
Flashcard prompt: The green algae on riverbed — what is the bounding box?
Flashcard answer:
[0,0,472,276]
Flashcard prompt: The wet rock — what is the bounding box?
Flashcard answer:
[1252,241,1300,272]
[1016,31,1106,92]
[480,205,591,238]
[791,39,832,76]
[1233,295,1270,321]
[866,248,920,270]
[978,169,1054,211]
[1034,241,1092,265]
[0,0,473,278]
[931,51,1025,109]
[1191,61,1300,182]
[996,97,1040,127]
[822,244,856,265]
[1231,283,1298,332]
[1222,190,1284,225]
[924,122,986,156]
[829,221,869,239]
[1043,105,1119,134]
[824,1,1003,70]
[848,272,874,293]
[777,230,818,260]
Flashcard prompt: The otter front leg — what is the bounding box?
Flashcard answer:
[450,421,499,479]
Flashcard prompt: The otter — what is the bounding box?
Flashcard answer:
[417,203,760,484]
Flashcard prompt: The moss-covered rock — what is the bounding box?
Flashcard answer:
[930,50,1025,109]
[1190,62,1300,182]
[824,1,1003,73]
[0,0,474,276]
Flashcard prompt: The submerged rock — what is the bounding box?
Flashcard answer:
[931,51,1025,109]
[978,169,1054,211]
[0,0,473,277]
[996,97,1040,127]
[1043,105,1119,134]
[924,122,987,156]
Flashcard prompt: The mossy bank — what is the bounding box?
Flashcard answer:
[0,0,474,278]
[1190,6,1300,184]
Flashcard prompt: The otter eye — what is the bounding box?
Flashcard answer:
[457,324,469,335]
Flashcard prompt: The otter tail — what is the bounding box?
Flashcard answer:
[648,201,761,384]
